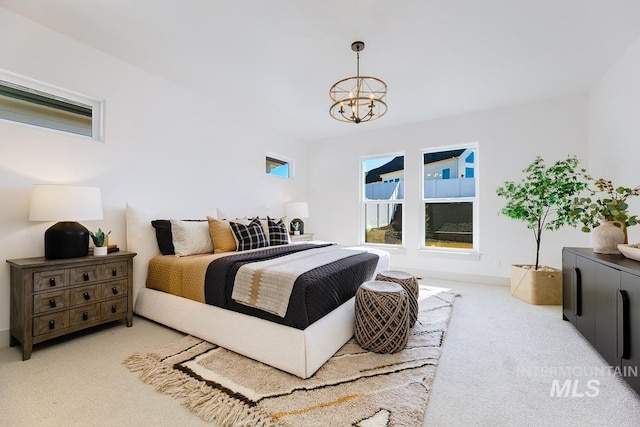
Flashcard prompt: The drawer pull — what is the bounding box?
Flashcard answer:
[49,299,56,308]
[83,272,89,281]
[49,320,55,330]
[111,305,117,314]
[112,287,118,295]
[49,278,56,287]
[83,292,91,301]
[617,290,630,359]
[574,268,582,317]
[112,268,117,277]
[82,312,88,321]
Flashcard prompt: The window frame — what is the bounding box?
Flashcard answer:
[360,152,405,247]
[421,143,479,254]
[0,69,104,142]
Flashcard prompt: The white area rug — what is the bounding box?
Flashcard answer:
[124,286,457,426]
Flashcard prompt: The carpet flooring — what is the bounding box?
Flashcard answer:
[124,289,457,426]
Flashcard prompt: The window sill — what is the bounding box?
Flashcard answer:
[418,248,481,261]
[361,243,408,256]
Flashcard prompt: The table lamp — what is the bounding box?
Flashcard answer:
[285,202,309,235]
[29,185,104,259]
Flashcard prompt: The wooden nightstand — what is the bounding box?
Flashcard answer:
[291,233,314,242]
[6,251,136,360]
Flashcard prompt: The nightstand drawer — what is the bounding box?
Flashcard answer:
[70,285,100,305]
[70,265,100,285]
[102,297,127,317]
[104,261,127,280]
[34,311,69,336]
[33,269,67,292]
[102,280,128,299]
[70,304,99,326]
[33,289,69,314]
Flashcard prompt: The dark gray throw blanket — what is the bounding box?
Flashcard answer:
[204,243,379,329]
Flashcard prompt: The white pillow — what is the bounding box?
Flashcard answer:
[170,219,213,257]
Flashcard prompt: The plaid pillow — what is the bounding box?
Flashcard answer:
[230,218,268,251]
[267,216,289,246]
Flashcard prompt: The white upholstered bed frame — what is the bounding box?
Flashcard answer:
[125,204,389,378]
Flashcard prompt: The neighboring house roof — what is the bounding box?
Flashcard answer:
[423,149,465,164]
[366,149,469,183]
[365,156,404,183]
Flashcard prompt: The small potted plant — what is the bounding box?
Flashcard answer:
[570,178,640,253]
[291,221,301,236]
[496,154,589,304]
[90,228,111,256]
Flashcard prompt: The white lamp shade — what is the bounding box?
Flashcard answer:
[285,202,309,219]
[29,185,104,222]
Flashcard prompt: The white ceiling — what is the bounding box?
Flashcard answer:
[2,0,640,142]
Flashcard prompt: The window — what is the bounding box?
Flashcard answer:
[423,146,477,250]
[0,69,103,141]
[266,155,291,178]
[362,154,404,246]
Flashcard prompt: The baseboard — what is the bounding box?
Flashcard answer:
[0,328,9,348]
[389,267,510,287]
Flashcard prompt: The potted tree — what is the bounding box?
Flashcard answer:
[570,178,639,253]
[496,155,589,304]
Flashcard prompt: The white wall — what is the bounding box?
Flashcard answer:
[0,10,307,342]
[589,35,640,244]
[307,95,591,282]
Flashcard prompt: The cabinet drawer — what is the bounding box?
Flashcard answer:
[70,304,99,326]
[104,261,127,280]
[101,297,127,317]
[102,280,128,299]
[33,269,67,292]
[33,290,69,314]
[34,311,69,336]
[70,285,100,305]
[70,265,100,285]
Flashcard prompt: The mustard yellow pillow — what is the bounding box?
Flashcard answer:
[207,216,237,253]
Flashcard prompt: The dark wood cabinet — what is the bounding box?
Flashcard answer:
[562,248,640,395]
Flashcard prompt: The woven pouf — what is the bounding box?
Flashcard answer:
[354,280,410,354]
[376,270,419,327]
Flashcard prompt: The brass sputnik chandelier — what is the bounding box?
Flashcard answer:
[329,41,387,124]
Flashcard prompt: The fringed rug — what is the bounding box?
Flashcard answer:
[124,286,457,426]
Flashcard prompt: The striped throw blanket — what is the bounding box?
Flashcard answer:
[231,245,363,317]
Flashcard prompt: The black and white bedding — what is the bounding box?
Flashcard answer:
[204,243,380,329]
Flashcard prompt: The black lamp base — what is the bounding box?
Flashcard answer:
[44,221,89,259]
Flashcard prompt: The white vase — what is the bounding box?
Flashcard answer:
[93,246,108,256]
[591,221,625,254]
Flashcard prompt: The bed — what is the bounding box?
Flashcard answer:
[125,204,390,378]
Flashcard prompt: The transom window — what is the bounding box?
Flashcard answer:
[0,69,103,141]
[266,155,291,178]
